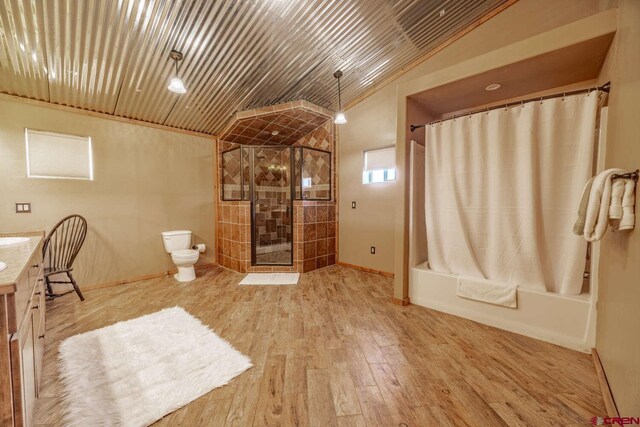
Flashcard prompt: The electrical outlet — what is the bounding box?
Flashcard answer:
[15,203,31,213]
[352,201,356,209]
[370,246,376,254]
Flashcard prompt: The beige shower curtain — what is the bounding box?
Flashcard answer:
[424,93,598,295]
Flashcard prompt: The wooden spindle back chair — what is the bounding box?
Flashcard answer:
[42,214,87,300]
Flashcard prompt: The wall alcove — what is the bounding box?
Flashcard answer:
[396,9,617,351]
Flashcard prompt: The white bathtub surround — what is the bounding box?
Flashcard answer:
[457,276,517,308]
[239,273,299,285]
[411,265,594,352]
[425,93,598,295]
[58,307,252,426]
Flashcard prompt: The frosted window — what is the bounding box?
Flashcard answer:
[363,146,396,184]
[364,146,395,170]
[26,129,93,180]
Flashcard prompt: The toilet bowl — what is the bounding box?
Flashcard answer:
[162,230,199,282]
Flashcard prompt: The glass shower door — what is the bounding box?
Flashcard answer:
[251,147,293,265]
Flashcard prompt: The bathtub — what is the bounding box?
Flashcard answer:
[409,263,596,352]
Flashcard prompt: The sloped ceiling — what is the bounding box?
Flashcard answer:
[0,0,506,135]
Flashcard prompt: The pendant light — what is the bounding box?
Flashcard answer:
[333,70,347,124]
[168,50,187,94]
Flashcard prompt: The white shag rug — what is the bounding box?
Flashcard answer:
[58,307,252,427]
[239,272,300,285]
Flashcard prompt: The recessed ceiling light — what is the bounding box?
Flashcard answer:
[485,83,501,91]
[439,9,446,17]
[19,43,25,51]
[271,130,279,136]
[31,52,37,61]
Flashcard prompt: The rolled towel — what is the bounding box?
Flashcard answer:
[609,179,625,219]
[573,177,594,235]
[619,178,636,231]
[584,168,625,242]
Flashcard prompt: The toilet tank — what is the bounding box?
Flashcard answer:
[162,230,192,253]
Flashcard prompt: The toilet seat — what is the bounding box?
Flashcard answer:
[172,249,198,258]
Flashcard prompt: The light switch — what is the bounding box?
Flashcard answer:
[370,246,376,254]
[352,201,356,209]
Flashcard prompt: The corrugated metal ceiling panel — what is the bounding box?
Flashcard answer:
[0,0,506,135]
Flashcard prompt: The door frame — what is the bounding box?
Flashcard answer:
[249,145,295,266]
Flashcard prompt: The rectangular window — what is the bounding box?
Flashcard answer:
[25,129,93,180]
[363,146,396,184]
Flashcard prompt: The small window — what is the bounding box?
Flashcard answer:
[363,146,396,184]
[25,129,93,180]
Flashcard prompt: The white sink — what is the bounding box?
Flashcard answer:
[0,262,6,272]
[0,237,30,247]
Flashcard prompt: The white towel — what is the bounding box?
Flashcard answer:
[457,276,517,308]
[573,177,595,235]
[583,168,625,242]
[619,178,636,230]
[609,179,625,219]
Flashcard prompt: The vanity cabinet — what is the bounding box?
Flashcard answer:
[0,235,46,427]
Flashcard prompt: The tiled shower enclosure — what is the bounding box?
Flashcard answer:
[217,101,337,273]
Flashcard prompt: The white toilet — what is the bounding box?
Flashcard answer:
[162,230,199,282]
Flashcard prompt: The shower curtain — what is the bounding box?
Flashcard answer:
[424,93,598,295]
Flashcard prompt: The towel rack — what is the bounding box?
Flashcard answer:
[611,169,639,182]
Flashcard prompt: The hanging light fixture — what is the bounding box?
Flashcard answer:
[333,70,347,124]
[168,50,187,94]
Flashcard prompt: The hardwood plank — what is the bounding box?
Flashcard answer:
[336,414,367,427]
[355,386,393,427]
[253,355,286,426]
[225,372,263,427]
[328,363,361,417]
[284,356,307,395]
[282,393,309,427]
[307,369,337,427]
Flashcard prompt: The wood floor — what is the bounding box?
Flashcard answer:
[34,265,605,426]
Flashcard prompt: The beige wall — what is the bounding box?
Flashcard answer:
[338,0,606,274]
[337,90,399,274]
[0,97,216,287]
[595,0,640,414]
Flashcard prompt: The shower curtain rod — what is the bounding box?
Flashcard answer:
[410,82,611,132]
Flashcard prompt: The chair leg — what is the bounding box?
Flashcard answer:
[67,272,85,301]
[44,276,54,297]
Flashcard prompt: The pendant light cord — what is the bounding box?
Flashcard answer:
[337,76,342,110]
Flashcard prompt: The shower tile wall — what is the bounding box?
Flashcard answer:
[217,202,248,272]
[296,201,336,272]
[222,149,243,200]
